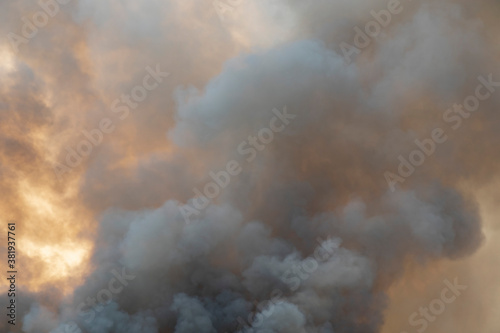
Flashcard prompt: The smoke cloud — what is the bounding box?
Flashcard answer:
[1,0,499,332]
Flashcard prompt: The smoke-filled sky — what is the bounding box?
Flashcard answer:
[1,0,499,332]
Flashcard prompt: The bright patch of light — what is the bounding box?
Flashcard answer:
[0,47,16,72]
[23,240,90,278]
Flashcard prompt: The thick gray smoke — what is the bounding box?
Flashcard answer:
[2,0,499,332]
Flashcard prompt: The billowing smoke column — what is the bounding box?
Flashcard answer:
[1,0,499,332]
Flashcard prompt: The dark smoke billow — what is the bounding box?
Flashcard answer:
[1,0,499,332]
